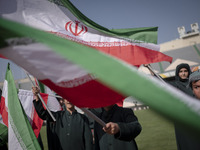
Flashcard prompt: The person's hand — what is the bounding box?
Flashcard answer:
[103,122,120,135]
[32,86,40,101]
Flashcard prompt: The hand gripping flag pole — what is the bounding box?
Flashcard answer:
[25,72,56,122]
[34,78,62,99]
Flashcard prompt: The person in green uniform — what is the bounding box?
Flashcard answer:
[32,87,93,150]
[94,104,142,150]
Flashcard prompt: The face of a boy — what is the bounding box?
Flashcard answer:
[64,99,74,109]
[192,80,200,99]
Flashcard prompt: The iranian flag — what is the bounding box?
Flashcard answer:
[0,88,61,138]
[1,18,200,133]
[0,0,172,108]
[1,1,200,132]
[0,0,172,66]
[1,64,41,150]
[34,78,62,112]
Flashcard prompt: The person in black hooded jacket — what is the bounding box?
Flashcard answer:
[169,63,193,96]
[145,63,198,150]
[169,63,200,150]
[145,63,193,96]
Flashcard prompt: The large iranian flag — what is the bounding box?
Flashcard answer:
[0,0,172,66]
[1,18,200,133]
[0,0,172,108]
[2,64,41,150]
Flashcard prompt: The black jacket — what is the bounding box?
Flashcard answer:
[94,105,141,150]
[169,63,193,96]
[171,63,200,150]
[33,100,93,150]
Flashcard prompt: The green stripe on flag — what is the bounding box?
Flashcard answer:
[1,18,200,133]
[60,0,158,44]
[6,63,41,150]
[38,81,46,94]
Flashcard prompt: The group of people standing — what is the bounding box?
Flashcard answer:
[32,86,142,150]
[147,63,200,150]
[32,62,200,150]
[1,62,200,150]
[168,63,200,150]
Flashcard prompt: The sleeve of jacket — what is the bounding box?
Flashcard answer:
[83,115,93,150]
[114,108,142,141]
[33,99,55,121]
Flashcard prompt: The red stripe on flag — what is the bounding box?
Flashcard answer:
[0,96,8,127]
[40,79,125,108]
[31,93,48,138]
[0,54,7,59]
[52,32,172,66]
[94,45,172,66]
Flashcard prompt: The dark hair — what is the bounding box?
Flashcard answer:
[176,63,191,77]
[191,80,199,89]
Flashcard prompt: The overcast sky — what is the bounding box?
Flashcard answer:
[1,0,200,81]
[70,0,200,44]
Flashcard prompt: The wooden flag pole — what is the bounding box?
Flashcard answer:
[145,64,165,83]
[25,72,56,122]
[80,108,106,127]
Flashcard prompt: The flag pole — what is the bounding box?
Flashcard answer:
[34,78,62,98]
[80,108,106,127]
[145,64,165,83]
[25,72,56,122]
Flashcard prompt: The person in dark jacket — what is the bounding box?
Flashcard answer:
[94,104,142,150]
[169,63,193,96]
[145,63,199,150]
[171,63,200,150]
[32,87,93,150]
[144,63,193,96]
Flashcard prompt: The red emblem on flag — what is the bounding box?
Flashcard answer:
[65,20,88,36]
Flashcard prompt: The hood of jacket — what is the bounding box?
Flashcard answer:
[175,63,191,82]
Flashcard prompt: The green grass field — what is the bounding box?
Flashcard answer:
[40,109,177,150]
[135,109,177,150]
